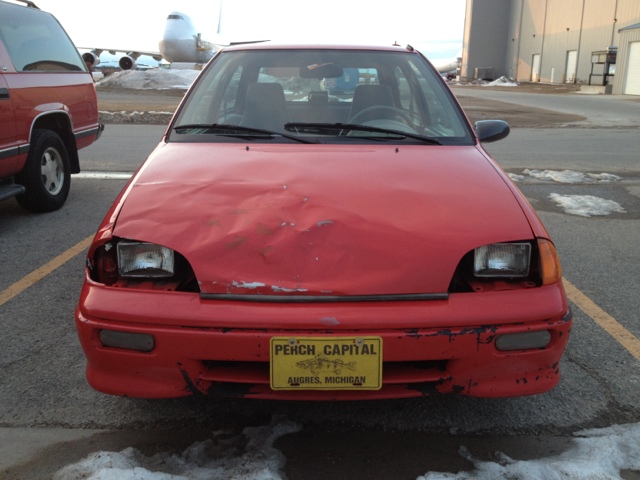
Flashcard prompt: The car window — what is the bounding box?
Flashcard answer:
[0,3,86,72]
[172,48,473,145]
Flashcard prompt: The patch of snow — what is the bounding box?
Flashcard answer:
[97,69,199,90]
[587,172,624,182]
[508,173,526,182]
[485,76,518,87]
[549,193,626,217]
[53,416,301,480]
[523,169,622,184]
[99,110,174,124]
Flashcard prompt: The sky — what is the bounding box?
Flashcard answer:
[52,416,640,479]
[32,0,466,60]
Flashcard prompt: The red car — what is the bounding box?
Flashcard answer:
[75,44,571,400]
[0,0,102,212]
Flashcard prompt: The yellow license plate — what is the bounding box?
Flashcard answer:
[270,337,382,390]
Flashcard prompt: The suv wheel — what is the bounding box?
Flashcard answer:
[16,130,71,212]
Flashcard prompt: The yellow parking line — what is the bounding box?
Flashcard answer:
[563,278,640,362]
[0,235,93,308]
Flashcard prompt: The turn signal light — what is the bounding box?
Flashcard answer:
[99,330,155,352]
[495,331,551,351]
[537,239,562,285]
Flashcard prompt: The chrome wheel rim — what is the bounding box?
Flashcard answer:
[40,147,64,196]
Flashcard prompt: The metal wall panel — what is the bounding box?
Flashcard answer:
[539,0,584,83]
[579,0,619,85]
[504,0,524,79]
[462,0,511,80]
[464,0,640,92]
[516,0,547,81]
[615,0,640,32]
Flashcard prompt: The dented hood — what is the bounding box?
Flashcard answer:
[113,142,534,295]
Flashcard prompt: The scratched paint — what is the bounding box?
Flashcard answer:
[232,281,266,289]
[271,285,309,293]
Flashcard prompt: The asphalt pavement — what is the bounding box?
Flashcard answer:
[452,85,640,129]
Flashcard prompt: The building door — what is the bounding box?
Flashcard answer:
[624,42,640,95]
[532,54,541,82]
[565,50,578,83]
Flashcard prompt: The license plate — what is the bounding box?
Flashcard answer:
[270,336,382,390]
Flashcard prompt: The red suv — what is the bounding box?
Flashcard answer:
[0,0,102,212]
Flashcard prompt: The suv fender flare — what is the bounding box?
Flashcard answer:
[30,110,80,173]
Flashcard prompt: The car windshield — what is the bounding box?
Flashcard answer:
[170,47,474,145]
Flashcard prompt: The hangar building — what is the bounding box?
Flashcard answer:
[462,0,640,95]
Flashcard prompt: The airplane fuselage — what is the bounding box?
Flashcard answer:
[159,12,216,64]
[159,37,214,64]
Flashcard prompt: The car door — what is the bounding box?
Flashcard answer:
[0,70,18,177]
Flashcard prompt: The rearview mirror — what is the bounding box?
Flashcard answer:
[300,63,344,79]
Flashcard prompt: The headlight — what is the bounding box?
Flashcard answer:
[117,241,175,278]
[474,243,531,277]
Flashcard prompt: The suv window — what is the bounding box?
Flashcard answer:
[0,2,86,72]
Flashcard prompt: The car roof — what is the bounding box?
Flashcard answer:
[221,42,419,54]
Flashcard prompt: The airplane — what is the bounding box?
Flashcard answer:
[430,50,462,78]
[81,11,219,71]
[431,56,460,75]
[81,9,264,71]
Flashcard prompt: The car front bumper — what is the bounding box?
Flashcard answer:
[75,279,572,400]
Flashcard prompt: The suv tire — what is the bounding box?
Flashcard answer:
[16,129,71,213]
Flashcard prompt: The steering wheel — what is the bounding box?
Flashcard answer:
[348,105,414,126]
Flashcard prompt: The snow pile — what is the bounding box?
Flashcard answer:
[53,415,301,480]
[99,110,174,124]
[97,69,199,90]
[420,423,640,480]
[549,193,626,217]
[523,169,622,184]
[458,76,518,87]
[507,173,526,182]
[484,76,518,87]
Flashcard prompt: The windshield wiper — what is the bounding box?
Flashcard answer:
[285,122,442,145]
[173,123,315,144]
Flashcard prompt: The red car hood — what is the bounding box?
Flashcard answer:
[113,143,533,295]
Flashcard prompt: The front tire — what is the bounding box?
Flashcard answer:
[16,130,71,213]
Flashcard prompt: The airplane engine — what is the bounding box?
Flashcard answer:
[82,51,100,68]
[119,56,137,70]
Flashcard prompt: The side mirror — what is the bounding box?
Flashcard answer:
[474,120,510,143]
